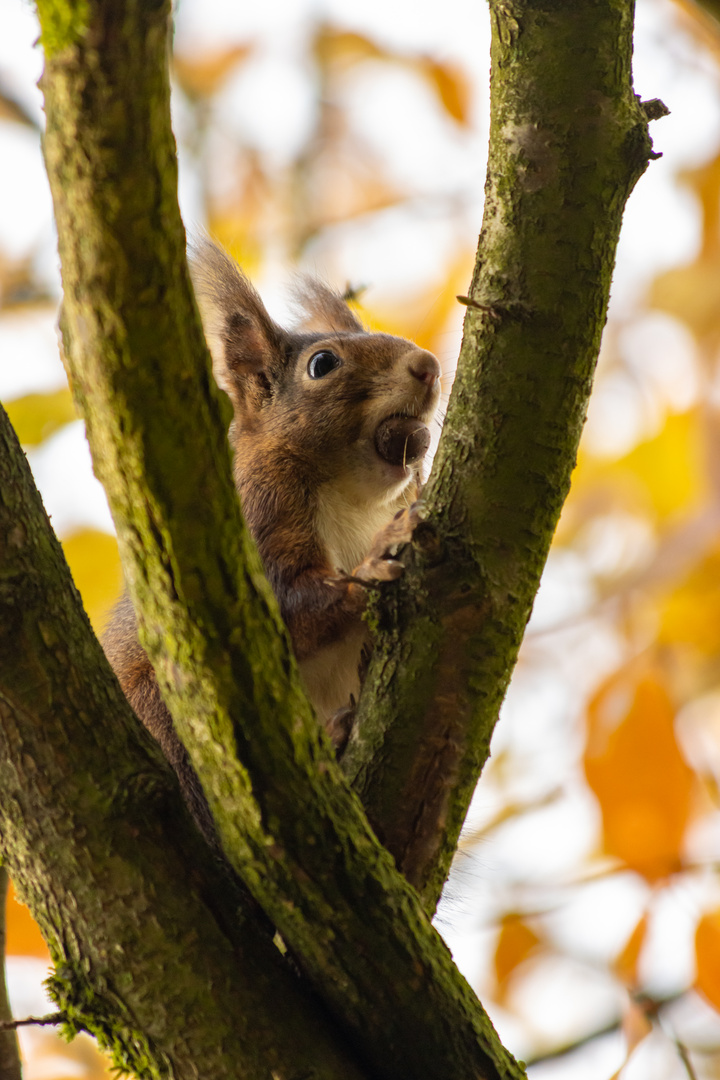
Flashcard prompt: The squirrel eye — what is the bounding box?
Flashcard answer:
[307,350,341,379]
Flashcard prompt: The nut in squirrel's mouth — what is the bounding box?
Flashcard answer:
[374,415,431,469]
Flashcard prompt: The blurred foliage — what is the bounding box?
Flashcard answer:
[5,883,48,960]
[4,1,720,1079]
[4,389,75,447]
[60,530,122,632]
[584,668,695,881]
[466,19,720,1064]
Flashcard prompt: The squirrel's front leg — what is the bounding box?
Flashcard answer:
[304,504,421,750]
[346,503,420,584]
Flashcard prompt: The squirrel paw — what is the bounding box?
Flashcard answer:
[352,503,421,584]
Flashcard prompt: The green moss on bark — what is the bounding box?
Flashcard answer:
[344,0,660,912]
[35,1,525,1078]
[35,0,89,56]
[0,403,371,1080]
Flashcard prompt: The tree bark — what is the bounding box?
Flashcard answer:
[343,0,663,912]
[17,1,523,1078]
[0,403,374,1080]
[0,868,21,1080]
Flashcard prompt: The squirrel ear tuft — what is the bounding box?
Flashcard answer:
[293,277,364,334]
[189,238,283,401]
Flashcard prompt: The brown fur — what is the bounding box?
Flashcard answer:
[103,239,440,839]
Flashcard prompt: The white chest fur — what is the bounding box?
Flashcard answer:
[315,482,410,573]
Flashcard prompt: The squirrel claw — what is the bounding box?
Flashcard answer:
[328,505,422,588]
[326,700,355,754]
[353,555,404,584]
[348,504,421,585]
[371,503,421,557]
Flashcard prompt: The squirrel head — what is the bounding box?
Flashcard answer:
[190,239,441,509]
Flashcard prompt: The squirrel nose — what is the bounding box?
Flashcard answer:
[409,351,441,387]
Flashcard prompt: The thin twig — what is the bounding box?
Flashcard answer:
[0,1013,65,1032]
[524,990,688,1068]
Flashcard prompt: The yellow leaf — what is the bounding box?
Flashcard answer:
[4,387,76,447]
[614,912,649,987]
[617,411,706,520]
[5,880,50,959]
[657,542,720,656]
[61,530,123,632]
[696,910,720,1013]
[493,914,542,1002]
[651,255,720,344]
[570,410,707,525]
[584,668,694,881]
[313,26,384,71]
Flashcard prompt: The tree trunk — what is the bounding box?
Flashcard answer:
[344,0,662,911]
[0,402,373,1080]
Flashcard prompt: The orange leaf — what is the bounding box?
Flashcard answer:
[173,44,253,99]
[5,880,50,959]
[696,909,720,1012]
[493,915,542,1002]
[614,912,649,988]
[680,149,720,260]
[584,669,694,881]
[416,58,472,125]
[313,26,384,71]
[650,147,720,343]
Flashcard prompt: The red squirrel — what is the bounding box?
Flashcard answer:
[103,240,441,836]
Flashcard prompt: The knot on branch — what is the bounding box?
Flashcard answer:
[641,98,670,122]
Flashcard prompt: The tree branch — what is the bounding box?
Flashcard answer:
[0,1014,65,1032]
[0,403,372,1080]
[34,1,523,1077]
[343,0,662,912]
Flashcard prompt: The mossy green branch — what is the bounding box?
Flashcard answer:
[35,0,89,56]
[344,0,661,912]
[38,0,523,1077]
[0,403,370,1080]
